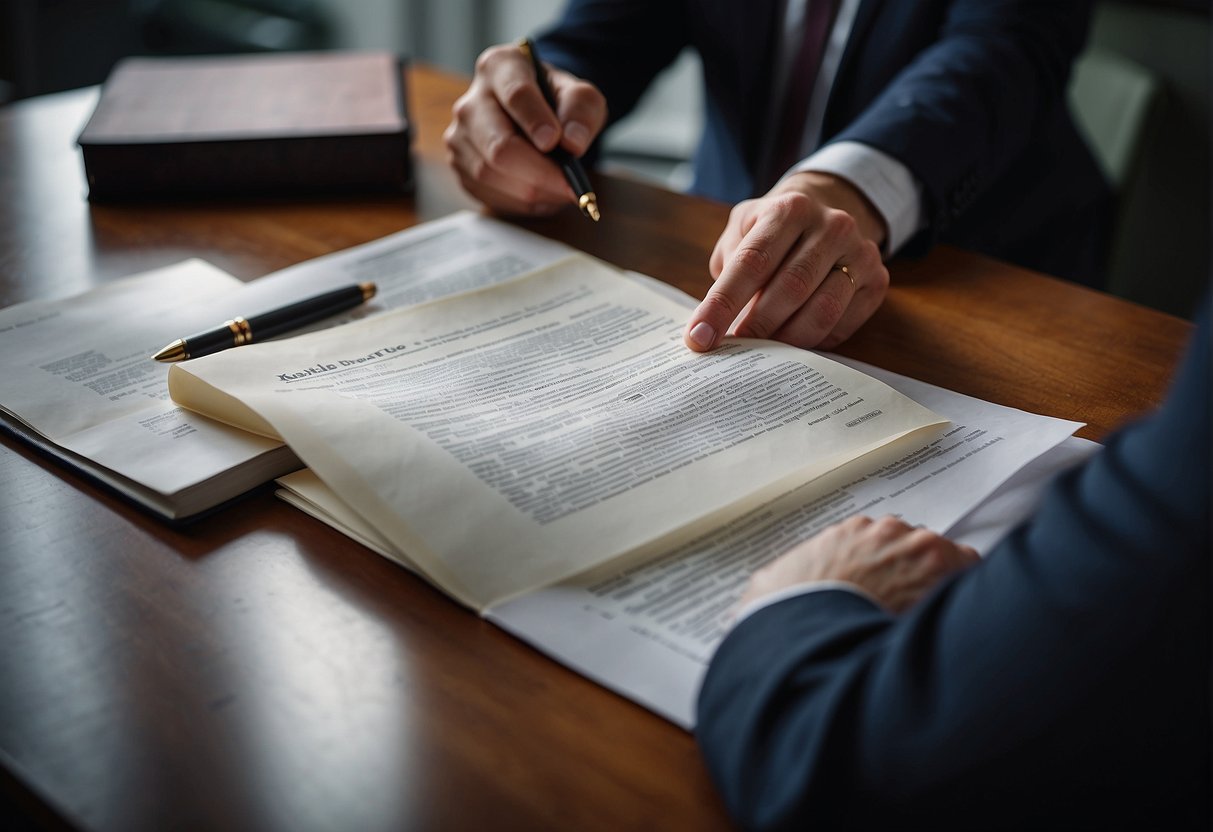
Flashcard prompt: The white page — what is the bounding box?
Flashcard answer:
[0,261,290,513]
[172,255,944,609]
[230,209,577,318]
[0,260,243,438]
[486,371,1085,727]
[945,436,1100,550]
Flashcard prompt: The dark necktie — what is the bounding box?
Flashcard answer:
[762,0,840,193]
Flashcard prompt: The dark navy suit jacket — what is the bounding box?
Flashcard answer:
[695,294,1211,830]
[537,0,1111,284]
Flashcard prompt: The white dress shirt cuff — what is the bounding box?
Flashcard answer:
[790,140,926,256]
[732,579,883,628]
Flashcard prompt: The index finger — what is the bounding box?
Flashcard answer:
[546,71,608,155]
[684,210,804,351]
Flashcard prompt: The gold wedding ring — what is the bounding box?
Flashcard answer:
[837,264,855,288]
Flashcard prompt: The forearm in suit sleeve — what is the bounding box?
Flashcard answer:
[533,0,690,137]
[696,297,1211,831]
[830,0,1095,240]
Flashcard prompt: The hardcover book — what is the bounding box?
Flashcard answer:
[77,50,412,200]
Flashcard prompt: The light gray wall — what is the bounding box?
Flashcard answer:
[315,0,404,52]
[317,0,558,76]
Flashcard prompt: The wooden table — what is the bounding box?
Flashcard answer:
[0,65,1193,831]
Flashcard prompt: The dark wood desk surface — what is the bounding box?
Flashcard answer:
[0,65,1193,831]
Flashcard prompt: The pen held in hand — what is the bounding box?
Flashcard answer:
[151,282,377,363]
[518,38,601,222]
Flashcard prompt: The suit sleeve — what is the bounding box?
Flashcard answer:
[830,0,1095,239]
[533,0,690,135]
[695,299,1211,831]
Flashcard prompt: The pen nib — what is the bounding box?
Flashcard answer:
[152,339,187,363]
[579,193,601,222]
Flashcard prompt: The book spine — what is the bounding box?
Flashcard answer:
[81,132,413,201]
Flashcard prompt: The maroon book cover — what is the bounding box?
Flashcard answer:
[78,51,412,200]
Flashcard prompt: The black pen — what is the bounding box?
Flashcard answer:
[151,282,377,362]
[518,38,601,222]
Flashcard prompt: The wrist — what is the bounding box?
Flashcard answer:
[776,171,888,248]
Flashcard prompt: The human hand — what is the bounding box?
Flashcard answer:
[739,515,980,615]
[684,171,890,352]
[444,43,607,216]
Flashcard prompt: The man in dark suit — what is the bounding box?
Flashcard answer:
[444,0,1108,353]
[695,296,1211,830]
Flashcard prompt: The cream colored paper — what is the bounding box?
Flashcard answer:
[171,255,944,609]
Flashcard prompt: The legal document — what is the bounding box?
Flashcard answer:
[169,255,945,609]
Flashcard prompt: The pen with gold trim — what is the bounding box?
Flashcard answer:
[519,38,601,222]
[152,282,377,362]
